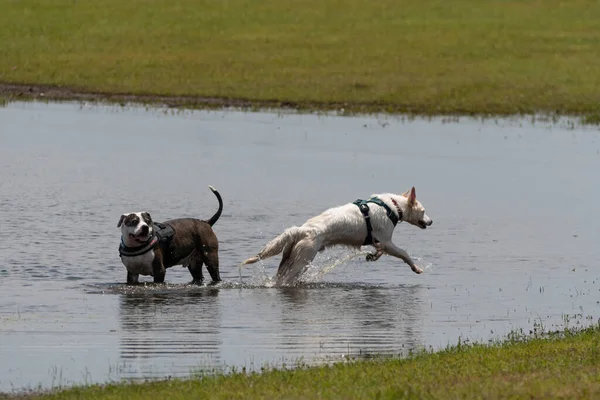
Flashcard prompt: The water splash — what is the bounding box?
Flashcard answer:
[235,249,370,287]
[414,257,433,271]
[237,258,276,287]
[301,250,369,283]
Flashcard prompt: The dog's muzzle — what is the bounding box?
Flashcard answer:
[418,219,433,229]
[129,232,150,243]
[129,225,152,243]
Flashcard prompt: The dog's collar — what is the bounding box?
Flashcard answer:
[390,198,404,223]
[119,222,175,257]
[119,234,159,257]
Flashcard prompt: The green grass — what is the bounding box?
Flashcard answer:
[5,323,600,399]
[2,0,600,115]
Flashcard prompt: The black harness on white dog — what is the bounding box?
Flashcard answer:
[119,222,175,257]
[353,198,401,246]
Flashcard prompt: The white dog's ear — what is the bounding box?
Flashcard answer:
[406,187,416,205]
[402,187,416,199]
[117,214,127,228]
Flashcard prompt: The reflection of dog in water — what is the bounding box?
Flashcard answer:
[243,188,433,286]
[119,288,221,360]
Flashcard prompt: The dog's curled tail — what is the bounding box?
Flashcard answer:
[206,185,223,226]
[242,226,305,265]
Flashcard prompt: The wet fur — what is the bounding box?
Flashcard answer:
[242,187,432,286]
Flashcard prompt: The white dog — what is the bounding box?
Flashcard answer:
[242,187,433,285]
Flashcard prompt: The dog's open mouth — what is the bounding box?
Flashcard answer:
[129,233,150,243]
[418,221,428,229]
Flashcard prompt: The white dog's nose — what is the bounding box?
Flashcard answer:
[419,216,433,229]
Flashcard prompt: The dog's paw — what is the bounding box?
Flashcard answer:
[366,251,382,262]
[242,256,259,265]
[413,266,424,274]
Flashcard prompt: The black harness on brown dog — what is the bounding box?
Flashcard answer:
[119,222,175,257]
[353,198,401,246]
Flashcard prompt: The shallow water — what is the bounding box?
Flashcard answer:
[1,102,599,392]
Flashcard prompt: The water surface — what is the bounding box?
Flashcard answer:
[1,102,599,391]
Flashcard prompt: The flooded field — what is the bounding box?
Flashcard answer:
[1,102,599,392]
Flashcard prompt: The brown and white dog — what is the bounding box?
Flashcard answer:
[117,186,223,284]
[242,187,432,286]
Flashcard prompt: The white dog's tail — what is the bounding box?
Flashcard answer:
[242,226,306,265]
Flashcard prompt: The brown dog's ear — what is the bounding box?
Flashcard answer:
[141,212,152,224]
[407,187,417,205]
[402,189,410,198]
[117,214,127,228]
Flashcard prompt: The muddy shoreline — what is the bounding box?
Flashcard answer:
[1,82,514,117]
[0,82,382,114]
[2,82,590,124]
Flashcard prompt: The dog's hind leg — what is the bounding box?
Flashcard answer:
[187,253,206,284]
[203,246,221,283]
[378,241,423,274]
[276,236,321,285]
[188,266,205,284]
[187,262,204,284]
[277,257,311,286]
[279,243,294,269]
[276,244,299,284]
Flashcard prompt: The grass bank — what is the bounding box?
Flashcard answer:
[5,323,600,399]
[2,0,600,116]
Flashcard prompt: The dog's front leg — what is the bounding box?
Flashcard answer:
[127,272,139,284]
[379,242,423,274]
[366,243,383,262]
[152,258,166,283]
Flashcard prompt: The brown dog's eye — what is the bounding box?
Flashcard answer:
[124,214,139,226]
